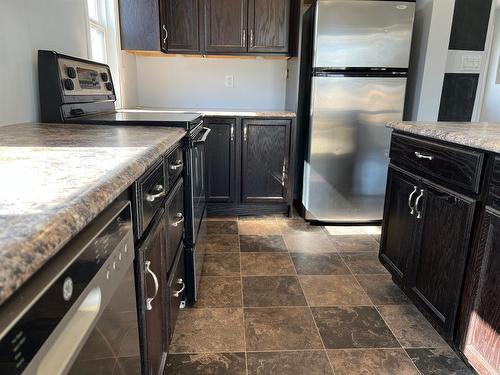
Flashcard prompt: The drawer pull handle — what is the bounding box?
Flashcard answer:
[145,184,166,202]
[415,189,425,219]
[145,261,159,311]
[173,278,185,297]
[169,160,183,171]
[414,151,433,160]
[408,185,418,215]
[172,213,185,227]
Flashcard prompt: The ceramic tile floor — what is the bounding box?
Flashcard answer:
[165,216,473,375]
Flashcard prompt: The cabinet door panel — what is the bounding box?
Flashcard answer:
[206,118,237,203]
[462,208,500,374]
[120,0,160,51]
[139,214,167,375]
[379,167,418,282]
[241,119,290,203]
[205,0,247,52]
[162,0,200,53]
[248,0,290,53]
[408,182,475,339]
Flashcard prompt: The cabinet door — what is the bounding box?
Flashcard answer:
[206,118,237,203]
[379,168,419,283]
[119,0,160,51]
[241,119,290,203]
[161,0,200,53]
[461,208,500,375]
[407,182,476,339]
[140,214,167,375]
[248,0,290,53]
[205,0,248,52]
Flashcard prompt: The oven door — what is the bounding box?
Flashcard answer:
[189,126,211,245]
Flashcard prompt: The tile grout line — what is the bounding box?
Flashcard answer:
[235,222,250,375]
[287,232,337,375]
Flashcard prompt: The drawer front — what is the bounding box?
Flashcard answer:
[167,245,185,345]
[390,133,484,193]
[165,178,184,272]
[137,160,166,237]
[166,146,184,188]
[488,156,500,211]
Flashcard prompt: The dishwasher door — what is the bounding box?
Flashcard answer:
[0,202,141,375]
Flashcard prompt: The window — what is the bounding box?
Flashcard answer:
[87,0,107,63]
[86,0,122,106]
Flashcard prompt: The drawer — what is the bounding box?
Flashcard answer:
[165,178,184,272]
[166,245,185,346]
[390,133,484,193]
[135,160,166,238]
[488,156,500,211]
[166,146,184,188]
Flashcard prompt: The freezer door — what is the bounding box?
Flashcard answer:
[313,0,415,69]
[303,75,407,222]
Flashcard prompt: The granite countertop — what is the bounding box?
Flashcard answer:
[124,107,297,118]
[0,123,186,306]
[388,121,500,153]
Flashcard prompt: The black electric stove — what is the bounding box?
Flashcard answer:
[38,50,209,305]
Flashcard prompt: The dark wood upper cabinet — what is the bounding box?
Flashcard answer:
[248,0,290,53]
[119,0,161,51]
[206,118,237,203]
[205,0,248,53]
[379,167,418,283]
[161,0,201,53]
[241,119,291,203]
[406,181,475,339]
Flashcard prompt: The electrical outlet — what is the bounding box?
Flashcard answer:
[225,75,234,88]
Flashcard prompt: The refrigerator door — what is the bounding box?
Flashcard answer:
[303,75,407,222]
[313,0,415,69]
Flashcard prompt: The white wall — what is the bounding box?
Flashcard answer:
[134,56,287,110]
[481,10,500,121]
[0,0,90,126]
[404,0,455,121]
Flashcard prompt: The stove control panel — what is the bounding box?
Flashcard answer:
[58,57,114,97]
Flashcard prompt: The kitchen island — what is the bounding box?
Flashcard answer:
[381,121,500,375]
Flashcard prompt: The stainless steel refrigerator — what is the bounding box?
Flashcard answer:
[301,0,415,223]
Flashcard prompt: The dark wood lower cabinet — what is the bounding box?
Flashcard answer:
[206,118,237,203]
[406,181,475,339]
[206,117,294,216]
[241,119,291,203]
[380,167,419,282]
[459,209,500,374]
[138,212,167,375]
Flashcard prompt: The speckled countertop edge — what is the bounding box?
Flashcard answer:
[388,121,500,154]
[127,107,297,118]
[0,123,186,307]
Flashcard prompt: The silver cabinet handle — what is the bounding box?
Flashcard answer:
[415,189,425,219]
[169,160,183,171]
[242,29,246,46]
[162,25,168,44]
[172,212,184,227]
[145,184,166,202]
[414,151,433,160]
[250,29,254,47]
[408,185,418,215]
[173,278,185,297]
[145,261,159,311]
[243,125,248,142]
[281,160,286,187]
[230,124,234,142]
[194,127,212,144]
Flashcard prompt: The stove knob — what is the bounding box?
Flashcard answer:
[63,79,74,91]
[101,72,109,82]
[105,82,113,91]
[67,67,77,78]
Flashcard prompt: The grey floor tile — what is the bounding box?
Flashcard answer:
[195,277,242,308]
[247,351,334,375]
[406,347,473,374]
[300,275,372,306]
[238,220,282,235]
[243,276,307,307]
[291,253,351,275]
[241,252,295,276]
[340,252,389,274]
[207,220,239,235]
[329,234,380,253]
[164,353,246,375]
[356,275,410,305]
[284,233,336,253]
[240,235,287,252]
[202,253,240,276]
[206,234,240,253]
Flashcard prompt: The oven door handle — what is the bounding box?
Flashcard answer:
[194,127,211,144]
